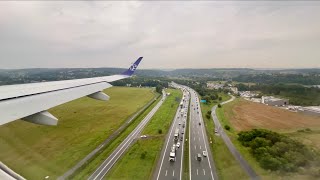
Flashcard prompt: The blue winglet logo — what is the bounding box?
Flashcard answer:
[121,57,143,76]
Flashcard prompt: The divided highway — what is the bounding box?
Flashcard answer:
[155,84,189,180]
[188,88,218,180]
[89,91,166,180]
[211,95,259,180]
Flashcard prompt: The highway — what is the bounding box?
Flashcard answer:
[88,91,166,180]
[211,95,259,180]
[188,88,218,180]
[154,84,189,180]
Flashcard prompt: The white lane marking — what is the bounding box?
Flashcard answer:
[203,169,206,175]
[194,137,195,141]
[156,96,182,180]
[173,170,175,176]
[199,137,200,141]
[198,131,199,135]
[200,145,202,150]
[165,170,167,176]
[194,145,196,150]
[197,169,198,175]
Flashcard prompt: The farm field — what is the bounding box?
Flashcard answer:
[216,98,320,180]
[224,99,320,131]
[0,87,156,179]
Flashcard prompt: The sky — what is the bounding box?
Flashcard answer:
[0,1,319,69]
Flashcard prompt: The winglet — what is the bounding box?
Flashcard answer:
[121,57,143,76]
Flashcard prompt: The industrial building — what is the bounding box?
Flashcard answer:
[262,96,289,106]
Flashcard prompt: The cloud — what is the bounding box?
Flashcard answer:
[0,1,319,69]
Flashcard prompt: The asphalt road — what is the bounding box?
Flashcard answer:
[154,84,189,180]
[188,88,218,180]
[211,95,259,180]
[88,91,166,180]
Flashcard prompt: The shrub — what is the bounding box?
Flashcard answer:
[218,104,222,108]
[140,151,147,159]
[158,129,162,134]
[237,129,318,173]
[224,125,230,131]
[205,114,210,120]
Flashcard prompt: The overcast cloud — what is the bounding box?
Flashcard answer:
[0,1,319,69]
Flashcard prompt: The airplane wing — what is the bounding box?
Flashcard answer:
[0,57,143,126]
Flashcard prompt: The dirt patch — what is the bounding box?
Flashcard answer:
[225,99,320,131]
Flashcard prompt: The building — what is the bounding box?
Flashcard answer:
[298,106,320,116]
[206,82,223,89]
[262,96,289,106]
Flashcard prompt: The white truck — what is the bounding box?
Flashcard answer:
[169,144,177,162]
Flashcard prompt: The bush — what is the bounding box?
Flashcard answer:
[140,151,147,159]
[219,96,222,101]
[237,129,318,172]
[207,110,212,115]
[205,114,210,120]
[158,129,162,134]
[224,125,230,131]
[218,104,222,108]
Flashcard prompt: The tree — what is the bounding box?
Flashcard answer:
[158,129,162,134]
[218,96,222,101]
[156,85,163,94]
[218,104,222,108]
[207,110,212,115]
[206,114,210,120]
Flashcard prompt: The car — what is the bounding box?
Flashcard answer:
[197,153,202,161]
[203,151,207,157]
[179,122,181,125]
[181,131,184,134]
[194,108,195,110]
[140,135,147,138]
[215,129,218,133]
[176,142,180,148]
[180,136,183,141]
[182,124,185,128]
[199,122,201,125]
[197,111,199,114]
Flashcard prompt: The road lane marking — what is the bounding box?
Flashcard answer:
[165,170,167,176]
[173,170,175,176]
[194,137,195,141]
[203,169,206,175]
[200,145,201,150]
[199,137,200,141]
[197,169,198,175]
[194,145,196,150]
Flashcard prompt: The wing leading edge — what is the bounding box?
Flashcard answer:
[0,57,143,126]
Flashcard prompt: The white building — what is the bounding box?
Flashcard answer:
[298,106,320,116]
[261,96,289,106]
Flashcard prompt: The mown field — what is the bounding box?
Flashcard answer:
[105,89,182,180]
[223,98,320,131]
[0,87,156,179]
[216,98,320,179]
[200,93,249,180]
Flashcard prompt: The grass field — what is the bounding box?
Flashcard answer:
[0,87,156,179]
[216,98,320,179]
[200,93,249,180]
[105,89,182,180]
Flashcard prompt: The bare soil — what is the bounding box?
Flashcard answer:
[225,99,320,131]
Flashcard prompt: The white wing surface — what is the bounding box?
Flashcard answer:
[0,57,143,126]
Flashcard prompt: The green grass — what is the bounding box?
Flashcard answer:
[0,87,156,180]
[200,93,249,180]
[183,97,191,180]
[71,93,161,179]
[105,89,182,180]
